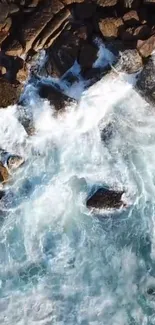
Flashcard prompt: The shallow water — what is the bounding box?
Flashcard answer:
[0,70,155,324]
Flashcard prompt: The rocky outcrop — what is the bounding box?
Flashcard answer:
[86,187,124,210]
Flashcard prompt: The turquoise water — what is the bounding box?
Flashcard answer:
[0,74,155,324]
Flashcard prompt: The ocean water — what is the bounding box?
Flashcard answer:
[0,55,155,324]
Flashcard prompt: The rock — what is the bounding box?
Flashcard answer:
[137,35,155,57]
[86,187,124,210]
[0,162,9,183]
[137,56,155,103]
[22,0,64,54]
[78,42,98,69]
[96,0,118,6]
[7,155,24,170]
[0,190,5,200]
[38,82,76,110]
[5,39,23,56]
[99,17,124,39]
[74,2,96,19]
[0,78,21,107]
[33,8,71,51]
[100,122,115,143]
[115,49,143,73]
[46,28,81,77]
[61,0,83,4]
[121,25,151,41]
[123,10,140,26]
[0,17,12,33]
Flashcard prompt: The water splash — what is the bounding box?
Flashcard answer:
[0,68,155,324]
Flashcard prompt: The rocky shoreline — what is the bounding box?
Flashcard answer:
[1,0,155,211]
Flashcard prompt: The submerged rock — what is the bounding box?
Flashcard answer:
[38,82,76,111]
[7,155,24,170]
[86,187,124,210]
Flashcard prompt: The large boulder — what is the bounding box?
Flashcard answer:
[86,187,124,210]
[38,82,76,110]
[137,56,155,103]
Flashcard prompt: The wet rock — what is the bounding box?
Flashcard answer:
[38,82,76,111]
[78,42,98,69]
[7,155,24,170]
[120,0,141,8]
[137,35,155,57]
[137,56,155,103]
[99,17,124,39]
[0,78,22,108]
[147,287,155,295]
[86,187,124,210]
[0,162,9,183]
[46,28,81,77]
[0,190,5,200]
[115,49,143,73]
[100,122,115,143]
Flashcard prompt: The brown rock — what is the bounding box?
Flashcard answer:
[0,31,9,45]
[99,17,124,39]
[61,0,83,4]
[0,162,9,183]
[38,82,76,111]
[78,43,98,69]
[0,78,21,108]
[86,187,124,210]
[137,35,155,57]
[16,62,28,83]
[1,17,12,33]
[0,4,9,26]
[22,0,64,53]
[96,0,118,6]
[33,8,71,52]
[123,10,140,26]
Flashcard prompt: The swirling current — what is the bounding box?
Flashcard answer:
[0,64,155,324]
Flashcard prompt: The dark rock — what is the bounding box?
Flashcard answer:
[121,25,151,41]
[5,39,23,56]
[137,56,155,103]
[74,2,96,20]
[0,190,5,200]
[86,187,124,210]
[38,82,76,111]
[144,0,155,4]
[0,77,22,107]
[147,287,155,295]
[99,17,124,39]
[46,28,81,77]
[78,42,98,69]
[137,35,155,57]
[100,122,115,143]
